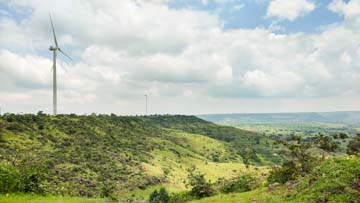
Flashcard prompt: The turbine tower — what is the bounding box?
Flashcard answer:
[49,14,71,115]
[144,94,148,115]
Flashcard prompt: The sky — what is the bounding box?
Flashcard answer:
[0,0,360,115]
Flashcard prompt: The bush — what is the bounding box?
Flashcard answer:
[267,161,297,184]
[186,168,214,198]
[169,191,195,203]
[221,175,258,193]
[347,134,360,155]
[0,164,20,193]
[149,188,170,203]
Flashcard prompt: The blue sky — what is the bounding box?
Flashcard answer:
[0,0,360,115]
[168,0,344,33]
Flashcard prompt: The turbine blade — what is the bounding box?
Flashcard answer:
[58,48,72,61]
[49,13,58,48]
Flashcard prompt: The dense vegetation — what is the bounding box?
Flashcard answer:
[0,113,276,202]
[146,115,285,165]
[0,113,359,203]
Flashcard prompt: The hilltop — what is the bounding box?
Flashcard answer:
[0,113,281,202]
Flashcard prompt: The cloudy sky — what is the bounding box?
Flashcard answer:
[0,0,360,115]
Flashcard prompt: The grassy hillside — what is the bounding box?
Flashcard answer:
[190,156,360,203]
[0,194,107,203]
[146,115,285,165]
[0,113,276,202]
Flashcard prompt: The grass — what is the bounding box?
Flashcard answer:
[188,187,286,203]
[144,130,268,187]
[0,194,107,203]
[127,130,269,201]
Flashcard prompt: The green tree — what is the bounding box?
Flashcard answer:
[267,161,297,184]
[149,188,169,203]
[0,164,20,193]
[149,190,159,203]
[186,167,214,198]
[158,188,169,203]
[347,133,360,155]
[222,175,258,193]
[313,134,338,153]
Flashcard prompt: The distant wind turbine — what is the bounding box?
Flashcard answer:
[49,14,72,115]
[145,94,148,115]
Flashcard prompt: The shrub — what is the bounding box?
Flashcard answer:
[169,191,195,203]
[186,168,214,198]
[149,188,170,203]
[221,175,258,193]
[267,161,297,184]
[347,134,360,155]
[0,164,20,193]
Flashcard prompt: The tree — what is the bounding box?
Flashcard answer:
[186,167,214,198]
[149,188,169,203]
[158,188,169,203]
[267,161,297,184]
[149,190,159,203]
[313,134,338,154]
[347,134,360,155]
[286,135,315,176]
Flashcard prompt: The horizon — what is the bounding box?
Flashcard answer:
[1,0,360,115]
[1,109,360,116]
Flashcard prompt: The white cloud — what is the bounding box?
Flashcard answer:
[329,0,360,18]
[242,70,303,96]
[0,0,360,114]
[267,0,316,21]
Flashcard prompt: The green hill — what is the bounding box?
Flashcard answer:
[146,115,285,165]
[190,156,360,203]
[0,113,279,202]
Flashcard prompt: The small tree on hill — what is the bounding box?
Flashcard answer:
[149,190,159,203]
[313,134,338,153]
[347,133,360,155]
[149,188,169,203]
[186,167,214,198]
[158,188,169,203]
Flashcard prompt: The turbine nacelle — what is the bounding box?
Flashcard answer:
[49,46,57,51]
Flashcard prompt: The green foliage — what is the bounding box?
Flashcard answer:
[0,114,167,197]
[267,135,338,185]
[168,191,195,203]
[146,115,284,165]
[267,161,297,184]
[20,166,43,193]
[0,113,269,201]
[0,164,20,193]
[221,175,259,193]
[186,167,214,198]
[149,190,159,203]
[288,157,360,203]
[0,163,44,194]
[149,188,170,203]
[0,193,108,203]
[286,136,317,176]
[313,134,338,152]
[347,133,360,155]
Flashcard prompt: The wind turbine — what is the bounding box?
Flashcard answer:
[144,94,148,115]
[49,14,72,115]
